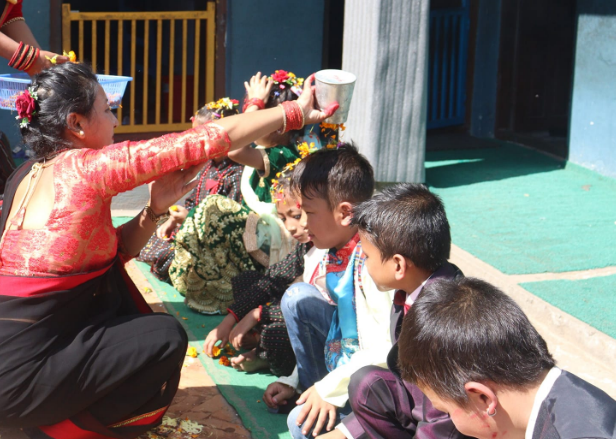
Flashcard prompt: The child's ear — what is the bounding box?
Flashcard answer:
[464,382,499,416]
[392,255,408,280]
[338,201,354,226]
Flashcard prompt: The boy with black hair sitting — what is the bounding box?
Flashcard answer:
[334,183,466,439]
[398,277,616,439]
[265,143,395,439]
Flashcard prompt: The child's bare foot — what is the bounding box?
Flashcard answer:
[231,348,269,372]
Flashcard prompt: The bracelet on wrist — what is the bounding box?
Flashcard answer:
[9,42,40,72]
[277,101,304,133]
[242,97,265,113]
[277,104,287,134]
[143,201,170,224]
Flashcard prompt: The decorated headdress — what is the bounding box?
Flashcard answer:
[204,97,239,119]
[270,140,318,203]
[270,121,348,202]
[269,70,304,97]
[15,86,39,129]
[193,97,239,122]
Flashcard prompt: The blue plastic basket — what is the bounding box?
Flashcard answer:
[0,73,133,111]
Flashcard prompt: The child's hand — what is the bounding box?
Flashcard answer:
[295,386,338,437]
[169,205,189,222]
[156,217,179,241]
[263,382,297,409]
[203,314,235,356]
[244,72,273,111]
[229,307,260,350]
[155,205,189,240]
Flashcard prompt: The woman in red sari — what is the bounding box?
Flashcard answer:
[0,62,336,439]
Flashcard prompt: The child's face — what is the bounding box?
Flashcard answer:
[359,232,399,292]
[301,195,352,250]
[276,193,310,244]
[420,386,498,439]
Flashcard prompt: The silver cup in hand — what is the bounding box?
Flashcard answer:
[315,69,356,124]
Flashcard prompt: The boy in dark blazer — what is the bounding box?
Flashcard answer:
[398,277,616,439]
[332,184,466,439]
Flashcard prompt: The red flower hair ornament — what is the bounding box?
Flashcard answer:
[15,86,38,129]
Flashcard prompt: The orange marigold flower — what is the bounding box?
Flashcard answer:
[211,346,222,357]
[219,355,231,366]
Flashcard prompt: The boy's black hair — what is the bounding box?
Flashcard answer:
[397,277,555,405]
[352,183,450,272]
[291,142,374,208]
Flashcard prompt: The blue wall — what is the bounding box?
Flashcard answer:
[225,0,325,101]
[0,0,50,153]
[569,1,616,179]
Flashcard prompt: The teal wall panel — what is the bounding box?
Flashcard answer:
[569,1,616,179]
[225,0,325,101]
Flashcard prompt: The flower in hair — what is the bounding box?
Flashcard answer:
[15,86,38,128]
[269,70,304,90]
[206,97,239,114]
[298,141,317,158]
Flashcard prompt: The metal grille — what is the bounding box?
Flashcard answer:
[427,2,469,129]
[62,3,216,134]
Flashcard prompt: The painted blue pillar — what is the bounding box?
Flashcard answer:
[469,0,501,138]
[569,1,616,179]
[225,0,325,101]
[0,0,51,153]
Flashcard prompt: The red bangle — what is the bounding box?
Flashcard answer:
[8,41,24,67]
[24,48,40,72]
[14,45,30,70]
[281,101,304,132]
[242,97,265,113]
[16,46,32,70]
[22,47,37,71]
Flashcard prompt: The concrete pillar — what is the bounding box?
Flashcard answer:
[342,0,430,183]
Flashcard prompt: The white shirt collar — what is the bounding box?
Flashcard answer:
[525,367,562,439]
[405,274,433,307]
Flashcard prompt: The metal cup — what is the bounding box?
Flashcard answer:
[314,69,357,124]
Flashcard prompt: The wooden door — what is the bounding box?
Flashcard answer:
[497,0,576,136]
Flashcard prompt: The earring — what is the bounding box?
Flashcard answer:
[79,130,84,136]
[487,407,497,417]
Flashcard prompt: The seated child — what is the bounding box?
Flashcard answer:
[203,170,326,377]
[137,98,243,280]
[264,144,395,439]
[398,277,616,439]
[169,71,306,314]
[335,183,465,439]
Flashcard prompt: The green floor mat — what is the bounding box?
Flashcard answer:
[521,275,616,339]
[426,143,616,274]
[112,217,290,439]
